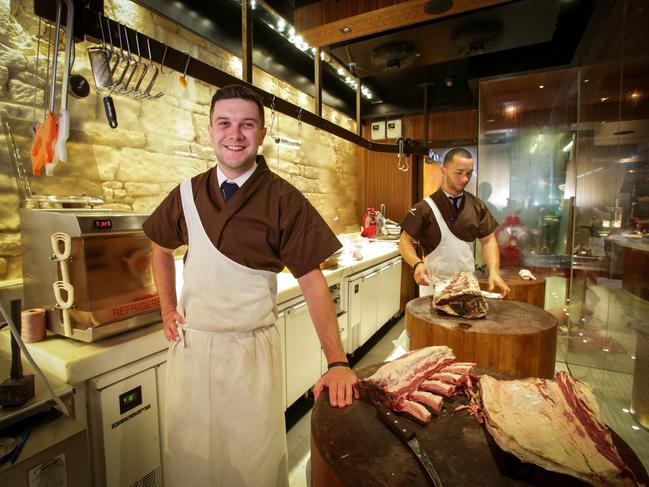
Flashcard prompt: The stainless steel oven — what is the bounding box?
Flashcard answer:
[20,209,161,342]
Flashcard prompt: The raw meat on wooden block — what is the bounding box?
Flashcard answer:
[433,272,488,318]
[409,391,443,413]
[480,372,637,486]
[357,346,455,422]
[440,362,476,375]
[419,379,456,397]
[430,371,466,385]
[400,400,431,423]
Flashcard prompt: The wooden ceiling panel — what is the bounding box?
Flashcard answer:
[294,0,514,48]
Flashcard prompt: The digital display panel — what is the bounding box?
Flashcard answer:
[93,218,113,230]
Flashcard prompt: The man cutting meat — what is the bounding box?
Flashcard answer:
[143,84,357,487]
[398,148,510,298]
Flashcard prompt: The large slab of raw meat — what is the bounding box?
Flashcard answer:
[480,372,637,486]
[356,346,477,422]
[433,271,488,318]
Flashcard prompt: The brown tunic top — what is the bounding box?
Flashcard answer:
[143,156,341,278]
[399,188,498,256]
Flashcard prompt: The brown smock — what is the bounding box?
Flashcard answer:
[399,188,498,256]
[143,155,341,277]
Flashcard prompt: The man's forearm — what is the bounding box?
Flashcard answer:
[398,232,422,268]
[298,268,347,364]
[152,244,178,316]
[480,234,501,274]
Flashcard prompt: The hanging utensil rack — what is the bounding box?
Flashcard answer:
[33,2,429,158]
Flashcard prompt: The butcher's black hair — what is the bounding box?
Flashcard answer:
[443,147,473,165]
[210,84,265,127]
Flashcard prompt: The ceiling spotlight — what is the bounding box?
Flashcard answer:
[600,97,609,102]
[445,77,454,87]
[584,79,590,83]
[630,91,641,99]
[423,0,454,15]
[539,85,544,89]
[340,26,352,34]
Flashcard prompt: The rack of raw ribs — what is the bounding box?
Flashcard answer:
[357,345,640,486]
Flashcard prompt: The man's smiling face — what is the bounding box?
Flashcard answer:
[208,98,267,179]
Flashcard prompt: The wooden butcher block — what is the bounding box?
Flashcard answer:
[406,298,558,378]
[311,365,649,487]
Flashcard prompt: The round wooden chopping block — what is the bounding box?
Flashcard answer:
[405,298,557,378]
[311,364,649,487]
[477,268,546,308]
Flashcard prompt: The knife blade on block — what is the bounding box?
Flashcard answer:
[377,405,443,487]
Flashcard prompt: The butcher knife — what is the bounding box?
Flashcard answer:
[377,406,443,487]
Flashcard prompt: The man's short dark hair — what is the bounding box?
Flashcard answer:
[209,84,265,127]
[443,147,473,166]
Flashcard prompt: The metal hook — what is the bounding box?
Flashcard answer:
[105,17,120,79]
[269,96,277,139]
[140,37,164,99]
[128,32,150,96]
[111,23,130,89]
[98,11,107,48]
[296,107,303,141]
[397,137,409,172]
[159,44,171,75]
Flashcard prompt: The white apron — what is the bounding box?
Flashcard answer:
[396,197,476,352]
[164,180,288,487]
[418,196,475,297]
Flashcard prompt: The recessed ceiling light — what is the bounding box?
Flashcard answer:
[423,0,454,15]
[584,79,590,83]
[600,97,609,102]
[340,26,352,34]
[630,91,641,99]
[539,85,544,89]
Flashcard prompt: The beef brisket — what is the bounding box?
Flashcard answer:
[480,372,637,486]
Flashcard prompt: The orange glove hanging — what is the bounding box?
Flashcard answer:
[30,112,58,176]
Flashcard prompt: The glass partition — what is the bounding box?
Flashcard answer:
[477,54,649,471]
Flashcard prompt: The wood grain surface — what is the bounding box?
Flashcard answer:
[406,298,557,378]
[311,365,649,487]
[477,268,546,308]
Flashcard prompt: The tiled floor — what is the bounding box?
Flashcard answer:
[287,280,649,486]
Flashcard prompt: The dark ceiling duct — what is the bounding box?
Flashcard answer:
[452,20,504,56]
[371,41,420,70]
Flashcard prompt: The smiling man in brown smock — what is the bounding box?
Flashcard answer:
[143,84,357,487]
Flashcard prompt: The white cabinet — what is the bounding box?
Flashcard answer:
[87,352,166,487]
[345,257,402,353]
[377,259,402,326]
[285,300,321,407]
[360,270,380,343]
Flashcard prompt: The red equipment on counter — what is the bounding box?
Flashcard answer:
[361,207,378,238]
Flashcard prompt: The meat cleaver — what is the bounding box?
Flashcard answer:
[377,406,443,486]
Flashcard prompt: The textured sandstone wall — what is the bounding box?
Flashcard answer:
[0,0,361,281]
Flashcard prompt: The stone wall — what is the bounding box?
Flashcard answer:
[0,0,362,282]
